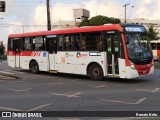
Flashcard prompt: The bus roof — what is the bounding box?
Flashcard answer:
[8,24,122,38]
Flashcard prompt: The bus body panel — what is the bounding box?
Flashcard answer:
[149,65,154,75]
[8,56,15,68]
[8,51,49,71]
[54,52,105,75]
[49,54,55,70]
[125,66,139,79]
[118,58,126,78]
[125,62,154,79]
[7,24,153,80]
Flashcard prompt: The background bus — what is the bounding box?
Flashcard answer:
[150,40,160,62]
[7,24,154,80]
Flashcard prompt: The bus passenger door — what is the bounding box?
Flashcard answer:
[13,39,21,68]
[106,33,119,76]
[46,35,57,70]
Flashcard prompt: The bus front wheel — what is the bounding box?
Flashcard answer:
[88,64,104,81]
[30,61,39,74]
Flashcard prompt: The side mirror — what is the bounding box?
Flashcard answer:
[125,38,129,44]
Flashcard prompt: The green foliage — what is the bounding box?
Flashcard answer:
[79,15,121,27]
[78,18,90,27]
[147,25,160,40]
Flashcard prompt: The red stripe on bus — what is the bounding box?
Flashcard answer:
[7,51,32,56]
[121,34,130,66]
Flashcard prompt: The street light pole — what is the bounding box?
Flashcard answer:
[123,3,130,23]
[47,0,51,30]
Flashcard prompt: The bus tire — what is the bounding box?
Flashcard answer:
[88,64,104,81]
[30,60,39,74]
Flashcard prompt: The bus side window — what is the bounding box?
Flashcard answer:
[81,32,102,51]
[81,35,86,51]
[64,35,70,51]
[75,34,80,50]
[22,37,32,50]
[58,35,64,51]
[12,38,21,52]
[96,34,103,51]
[63,34,80,51]
[32,36,45,51]
[8,39,13,51]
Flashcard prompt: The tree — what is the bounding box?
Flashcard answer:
[78,15,121,27]
[78,18,90,27]
[147,25,160,40]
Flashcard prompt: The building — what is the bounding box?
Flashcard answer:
[52,21,80,30]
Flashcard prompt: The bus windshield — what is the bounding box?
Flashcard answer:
[125,33,153,64]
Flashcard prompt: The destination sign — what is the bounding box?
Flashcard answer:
[125,26,145,32]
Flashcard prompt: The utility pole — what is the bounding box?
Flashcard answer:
[123,3,130,23]
[47,0,51,30]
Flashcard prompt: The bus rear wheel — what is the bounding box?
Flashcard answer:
[88,64,104,81]
[30,61,39,74]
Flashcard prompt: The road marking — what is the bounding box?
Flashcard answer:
[47,82,64,85]
[100,97,146,104]
[6,88,32,92]
[8,81,24,83]
[0,106,22,111]
[51,92,83,98]
[14,88,32,92]
[136,97,147,104]
[136,88,160,93]
[6,89,17,91]
[0,71,13,74]
[27,103,52,111]
[88,85,107,88]
[1,77,16,80]
[152,88,160,93]
[0,75,16,80]
[4,69,25,74]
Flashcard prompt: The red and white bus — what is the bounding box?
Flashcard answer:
[7,24,154,80]
[150,40,160,62]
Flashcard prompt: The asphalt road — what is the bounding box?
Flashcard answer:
[0,60,160,120]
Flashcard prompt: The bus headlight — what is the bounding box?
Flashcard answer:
[129,61,135,69]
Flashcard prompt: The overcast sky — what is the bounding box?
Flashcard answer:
[1,0,160,44]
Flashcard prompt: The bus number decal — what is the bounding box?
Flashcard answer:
[31,52,41,57]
